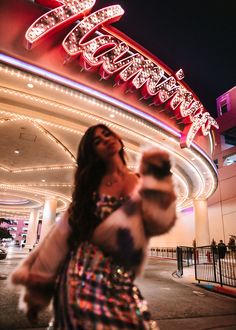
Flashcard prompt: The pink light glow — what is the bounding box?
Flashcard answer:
[23,0,218,148]
[25,0,96,49]
[0,54,218,173]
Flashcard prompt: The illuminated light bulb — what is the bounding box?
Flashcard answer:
[27,83,34,88]
[0,67,217,204]
[14,149,20,154]
[25,0,97,49]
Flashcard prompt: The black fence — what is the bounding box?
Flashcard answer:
[149,247,177,259]
[176,246,194,276]
[194,245,236,287]
[149,246,194,277]
[149,245,236,288]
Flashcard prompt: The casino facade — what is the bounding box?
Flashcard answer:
[0,0,220,248]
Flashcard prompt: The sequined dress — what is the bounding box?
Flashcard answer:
[53,195,158,330]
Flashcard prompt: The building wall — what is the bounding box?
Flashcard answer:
[151,162,236,248]
[208,87,236,245]
[150,86,236,248]
[216,86,236,129]
[150,209,195,248]
[208,162,236,244]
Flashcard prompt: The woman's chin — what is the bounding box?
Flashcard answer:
[107,148,119,157]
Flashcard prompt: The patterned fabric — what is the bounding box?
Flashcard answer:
[53,195,159,330]
[93,193,129,221]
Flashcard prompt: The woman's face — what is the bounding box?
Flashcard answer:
[93,127,122,161]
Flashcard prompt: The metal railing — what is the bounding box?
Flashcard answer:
[148,246,194,277]
[176,246,194,276]
[149,245,236,288]
[194,245,236,287]
[148,247,177,259]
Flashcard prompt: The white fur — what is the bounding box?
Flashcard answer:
[92,149,177,274]
[142,175,175,192]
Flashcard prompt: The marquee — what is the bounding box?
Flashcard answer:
[17,0,220,147]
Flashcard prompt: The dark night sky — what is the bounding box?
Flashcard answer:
[94,0,236,117]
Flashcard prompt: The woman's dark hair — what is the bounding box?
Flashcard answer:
[68,124,126,251]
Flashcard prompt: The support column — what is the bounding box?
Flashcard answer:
[193,199,210,246]
[40,197,57,240]
[25,209,39,250]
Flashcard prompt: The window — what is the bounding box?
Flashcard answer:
[223,153,236,166]
[221,103,228,114]
[223,127,236,146]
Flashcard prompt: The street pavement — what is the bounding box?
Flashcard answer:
[0,246,236,330]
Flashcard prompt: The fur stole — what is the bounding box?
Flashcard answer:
[92,149,177,274]
[9,210,71,322]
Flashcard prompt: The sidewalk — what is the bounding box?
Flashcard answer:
[177,265,236,298]
[1,251,236,330]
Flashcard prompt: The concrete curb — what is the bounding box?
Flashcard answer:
[196,283,236,298]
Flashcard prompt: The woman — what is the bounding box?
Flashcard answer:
[11,124,176,329]
[54,124,158,329]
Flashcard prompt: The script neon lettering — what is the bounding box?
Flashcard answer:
[25,0,219,147]
[180,110,219,148]
[25,0,96,49]
[64,11,165,93]
[63,5,124,58]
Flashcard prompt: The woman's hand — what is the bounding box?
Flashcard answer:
[139,149,177,236]
[20,280,54,324]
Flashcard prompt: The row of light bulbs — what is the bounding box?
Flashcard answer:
[0,92,210,201]
[0,64,218,205]
[0,88,212,202]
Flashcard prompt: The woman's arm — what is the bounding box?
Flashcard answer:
[139,149,177,236]
[9,209,71,322]
[10,209,71,285]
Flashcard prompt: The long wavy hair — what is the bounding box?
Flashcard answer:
[68,124,126,251]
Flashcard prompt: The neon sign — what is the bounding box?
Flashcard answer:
[25,0,219,148]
